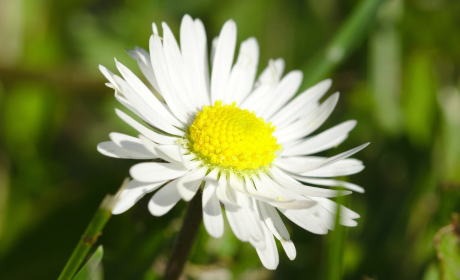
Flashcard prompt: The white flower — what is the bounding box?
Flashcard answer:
[97,15,368,269]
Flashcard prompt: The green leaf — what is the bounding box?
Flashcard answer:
[73,246,104,280]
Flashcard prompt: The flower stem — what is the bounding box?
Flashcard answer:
[57,195,114,280]
[163,191,203,280]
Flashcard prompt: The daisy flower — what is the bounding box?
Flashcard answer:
[97,15,368,269]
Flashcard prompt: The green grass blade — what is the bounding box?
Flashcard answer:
[73,246,104,280]
[301,0,385,89]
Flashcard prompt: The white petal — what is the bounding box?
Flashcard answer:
[301,164,365,177]
[115,109,177,145]
[156,145,184,163]
[233,191,265,248]
[228,172,247,192]
[210,37,218,66]
[281,240,296,260]
[148,181,182,216]
[126,47,161,95]
[225,188,250,242]
[177,167,207,201]
[340,218,358,227]
[112,180,164,214]
[211,20,237,103]
[255,224,279,270]
[106,132,155,157]
[282,120,357,156]
[293,177,365,193]
[152,22,159,34]
[258,201,290,241]
[97,141,154,159]
[241,176,318,209]
[194,18,211,100]
[224,37,259,105]
[243,192,319,210]
[149,34,190,124]
[113,90,146,122]
[177,143,202,170]
[313,197,360,219]
[276,143,369,174]
[274,92,339,144]
[259,173,313,200]
[269,166,350,198]
[216,177,238,206]
[258,70,303,120]
[137,135,198,167]
[162,22,198,113]
[253,174,299,201]
[180,15,210,107]
[240,83,274,113]
[130,162,189,183]
[202,181,224,238]
[310,204,336,230]
[115,60,184,129]
[279,207,329,235]
[254,58,285,88]
[137,134,160,156]
[225,204,249,242]
[113,75,184,136]
[270,79,332,129]
[241,59,281,112]
[99,65,121,92]
[311,198,358,227]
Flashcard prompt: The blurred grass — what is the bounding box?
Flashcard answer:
[0,0,460,279]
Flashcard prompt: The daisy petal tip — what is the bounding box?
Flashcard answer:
[182,14,193,21]
[321,78,333,87]
[147,203,164,217]
[226,18,236,25]
[125,48,138,59]
[148,195,177,217]
[355,186,365,194]
[96,142,107,154]
[209,229,224,239]
[260,260,278,270]
[349,119,358,127]
[340,190,352,196]
[111,205,128,215]
[281,240,296,260]
[128,164,145,182]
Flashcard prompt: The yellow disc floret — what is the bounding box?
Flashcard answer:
[188,101,281,171]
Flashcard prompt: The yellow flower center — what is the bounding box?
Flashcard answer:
[188,101,281,171]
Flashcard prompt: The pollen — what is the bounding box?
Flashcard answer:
[188,101,281,171]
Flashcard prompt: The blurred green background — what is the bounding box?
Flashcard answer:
[1,0,459,279]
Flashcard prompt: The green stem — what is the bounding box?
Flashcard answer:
[301,0,385,89]
[57,195,113,280]
[163,191,203,280]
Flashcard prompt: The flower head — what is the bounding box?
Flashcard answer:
[98,15,368,269]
